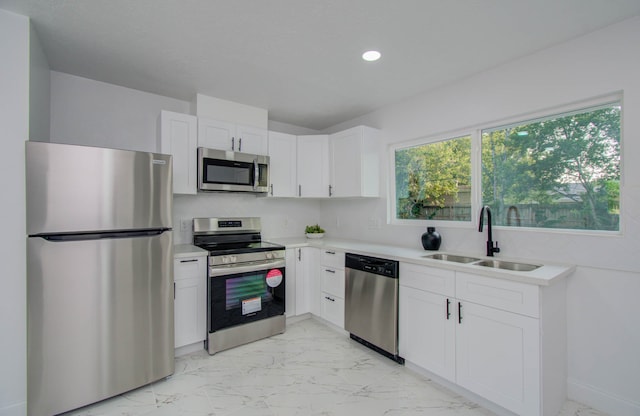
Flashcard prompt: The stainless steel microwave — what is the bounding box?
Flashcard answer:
[197,147,270,193]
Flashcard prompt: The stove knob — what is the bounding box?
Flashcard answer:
[221,256,229,264]
[230,255,237,263]
[265,252,274,259]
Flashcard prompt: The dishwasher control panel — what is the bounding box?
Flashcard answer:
[345,253,398,278]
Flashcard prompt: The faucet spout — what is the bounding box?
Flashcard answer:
[479,206,500,257]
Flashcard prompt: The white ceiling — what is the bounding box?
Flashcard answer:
[2,0,640,130]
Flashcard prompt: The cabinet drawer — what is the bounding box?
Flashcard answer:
[321,292,344,328]
[321,267,345,297]
[456,272,539,318]
[174,257,206,281]
[321,249,345,269]
[400,262,455,297]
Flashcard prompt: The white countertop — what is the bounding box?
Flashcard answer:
[174,243,208,259]
[266,237,574,286]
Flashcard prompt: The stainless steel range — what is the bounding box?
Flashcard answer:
[193,217,286,354]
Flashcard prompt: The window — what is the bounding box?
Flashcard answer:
[481,103,621,231]
[394,135,472,221]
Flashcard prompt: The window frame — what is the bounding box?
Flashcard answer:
[389,92,624,236]
[389,130,477,229]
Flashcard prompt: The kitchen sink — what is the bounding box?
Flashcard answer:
[423,253,480,263]
[473,259,541,272]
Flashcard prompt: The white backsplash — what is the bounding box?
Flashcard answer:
[172,193,322,244]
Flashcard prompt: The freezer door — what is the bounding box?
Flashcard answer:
[27,231,174,416]
[26,141,173,235]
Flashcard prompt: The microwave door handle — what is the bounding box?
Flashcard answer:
[253,159,259,190]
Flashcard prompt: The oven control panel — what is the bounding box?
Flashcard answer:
[209,250,285,267]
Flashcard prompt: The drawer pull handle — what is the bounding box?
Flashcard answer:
[325,251,335,255]
[325,296,335,302]
[458,302,463,324]
[180,259,198,263]
[325,269,336,274]
[446,298,451,320]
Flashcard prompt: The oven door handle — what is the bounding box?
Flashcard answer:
[209,259,285,277]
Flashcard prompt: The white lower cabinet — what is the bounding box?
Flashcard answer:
[455,300,539,415]
[399,263,566,416]
[319,249,345,328]
[286,247,320,316]
[174,256,207,349]
[399,286,456,381]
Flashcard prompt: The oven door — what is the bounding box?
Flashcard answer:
[209,259,285,332]
[198,147,269,193]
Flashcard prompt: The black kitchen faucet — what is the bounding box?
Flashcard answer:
[479,206,500,257]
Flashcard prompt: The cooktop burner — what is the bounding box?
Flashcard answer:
[192,217,284,256]
[195,240,284,256]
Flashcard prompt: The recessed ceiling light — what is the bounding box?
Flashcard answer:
[362,50,381,62]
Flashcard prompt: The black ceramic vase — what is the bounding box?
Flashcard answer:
[421,227,442,250]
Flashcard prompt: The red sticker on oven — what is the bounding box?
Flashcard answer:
[266,269,283,288]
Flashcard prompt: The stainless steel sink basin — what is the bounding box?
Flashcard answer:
[423,253,480,264]
[473,259,541,272]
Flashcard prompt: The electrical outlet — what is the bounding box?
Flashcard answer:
[367,217,382,230]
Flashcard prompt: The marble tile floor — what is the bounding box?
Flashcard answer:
[64,318,607,416]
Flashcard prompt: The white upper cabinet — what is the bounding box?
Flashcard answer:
[297,134,330,198]
[198,117,268,155]
[329,126,380,198]
[267,131,297,197]
[160,110,198,195]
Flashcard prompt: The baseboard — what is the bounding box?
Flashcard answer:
[286,313,312,325]
[0,401,26,416]
[568,377,640,416]
[174,341,205,357]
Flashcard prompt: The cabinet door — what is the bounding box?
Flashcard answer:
[174,257,207,349]
[197,118,235,150]
[321,267,345,298]
[297,135,329,197]
[399,286,456,381]
[174,278,205,348]
[236,124,268,155]
[321,293,345,328]
[329,126,379,197]
[320,249,345,269]
[305,247,322,316]
[268,131,297,197]
[456,301,540,416]
[160,110,197,194]
[284,248,297,317]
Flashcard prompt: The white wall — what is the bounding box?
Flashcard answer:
[195,94,268,129]
[29,24,50,142]
[50,71,191,152]
[321,17,640,416]
[0,9,28,416]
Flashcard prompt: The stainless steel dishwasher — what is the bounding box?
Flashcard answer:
[345,253,403,363]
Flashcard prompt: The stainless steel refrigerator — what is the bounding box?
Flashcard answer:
[26,141,174,416]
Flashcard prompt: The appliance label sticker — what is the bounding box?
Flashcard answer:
[152,159,167,165]
[242,297,262,315]
[265,269,283,288]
